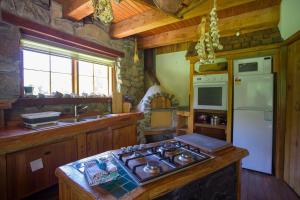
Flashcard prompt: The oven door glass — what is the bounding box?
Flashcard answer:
[198,87,223,106]
[193,83,227,110]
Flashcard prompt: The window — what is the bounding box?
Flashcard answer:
[23,49,112,97]
[78,61,112,96]
[23,50,72,95]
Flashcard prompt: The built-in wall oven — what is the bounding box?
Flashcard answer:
[193,74,228,110]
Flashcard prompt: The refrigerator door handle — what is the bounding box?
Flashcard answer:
[235,107,272,111]
[264,111,273,121]
[295,102,300,112]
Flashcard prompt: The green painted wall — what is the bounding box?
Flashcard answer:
[279,0,300,39]
[156,51,190,106]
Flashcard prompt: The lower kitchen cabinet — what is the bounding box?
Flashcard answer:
[86,127,113,157]
[6,139,77,200]
[113,125,137,149]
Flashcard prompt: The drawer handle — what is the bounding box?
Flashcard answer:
[44,151,51,155]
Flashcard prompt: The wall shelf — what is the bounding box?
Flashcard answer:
[176,111,190,134]
[12,97,112,107]
[194,123,227,130]
[194,70,228,76]
[176,111,190,117]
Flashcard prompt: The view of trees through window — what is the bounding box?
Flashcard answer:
[78,61,112,96]
[23,50,112,96]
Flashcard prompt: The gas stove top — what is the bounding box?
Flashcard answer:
[111,140,214,185]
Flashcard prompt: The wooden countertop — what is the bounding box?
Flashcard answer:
[0,112,143,155]
[55,146,248,200]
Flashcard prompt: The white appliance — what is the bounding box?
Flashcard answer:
[193,74,228,110]
[233,56,273,174]
[234,56,272,76]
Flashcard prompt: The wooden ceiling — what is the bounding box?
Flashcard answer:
[111,0,151,23]
[56,0,281,49]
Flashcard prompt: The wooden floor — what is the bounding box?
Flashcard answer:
[23,170,299,200]
[241,169,299,200]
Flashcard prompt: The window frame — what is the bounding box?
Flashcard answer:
[20,49,113,99]
[78,61,112,96]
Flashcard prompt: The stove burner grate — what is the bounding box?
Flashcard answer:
[178,152,193,162]
[143,161,161,174]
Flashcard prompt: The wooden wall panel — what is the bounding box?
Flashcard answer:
[284,38,300,196]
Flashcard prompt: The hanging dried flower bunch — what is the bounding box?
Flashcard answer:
[133,38,140,64]
[195,0,223,64]
[92,0,114,24]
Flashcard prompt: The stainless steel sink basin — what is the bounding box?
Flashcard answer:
[82,115,102,120]
[82,114,114,120]
[59,114,115,124]
[59,118,87,123]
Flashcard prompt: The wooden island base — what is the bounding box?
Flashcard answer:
[56,147,248,200]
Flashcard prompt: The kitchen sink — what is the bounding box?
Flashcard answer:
[59,114,115,124]
[59,118,87,123]
[82,115,102,120]
[82,114,115,120]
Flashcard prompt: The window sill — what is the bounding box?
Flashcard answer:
[13,97,112,107]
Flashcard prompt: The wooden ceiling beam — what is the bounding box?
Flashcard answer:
[61,0,93,21]
[138,6,280,49]
[111,0,255,38]
[132,0,182,19]
[132,0,156,9]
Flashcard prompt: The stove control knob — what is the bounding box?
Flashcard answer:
[160,141,165,146]
[126,146,133,152]
[139,144,145,150]
[133,145,139,151]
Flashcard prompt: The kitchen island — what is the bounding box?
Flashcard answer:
[55,141,248,200]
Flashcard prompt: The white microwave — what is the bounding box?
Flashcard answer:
[234,56,272,75]
[193,74,228,110]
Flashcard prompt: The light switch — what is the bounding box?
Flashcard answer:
[30,158,43,172]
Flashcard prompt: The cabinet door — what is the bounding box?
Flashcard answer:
[6,139,77,199]
[47,140,78,185]
[284,39,300,196]
[86,127,112,157]
[112,125,137,149]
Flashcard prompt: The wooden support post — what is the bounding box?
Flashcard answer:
[236,160,242,200]
[0,155,7,200]
[188,62,195,133]
[274,48,286,179]
[112,65,123,113]
[0,110,4,128]
[227,58,233,143]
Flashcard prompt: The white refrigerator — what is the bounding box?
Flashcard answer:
[233,74,274,174]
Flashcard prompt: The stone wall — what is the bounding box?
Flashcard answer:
[0,0,144,121]
[0,21,20,100]
[186,28,283,57]
[219,28,282,51]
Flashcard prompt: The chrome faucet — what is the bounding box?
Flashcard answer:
[74,104,88,121]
